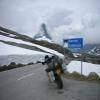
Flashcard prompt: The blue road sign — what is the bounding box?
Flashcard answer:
[64,38,83,48]
[68,38,83,48]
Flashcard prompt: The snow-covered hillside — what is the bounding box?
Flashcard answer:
[35,36,53,43]
[67,60,100,76]
[88,46,100,56]
[0,36,64,58]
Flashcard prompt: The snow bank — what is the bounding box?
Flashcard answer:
[0,36,64,58]
[67,61,100,76]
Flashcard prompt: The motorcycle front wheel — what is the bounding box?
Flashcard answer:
[55,75,63,89]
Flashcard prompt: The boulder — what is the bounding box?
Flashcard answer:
[9,62,16,67]
[71,71,81,78]
[88,72,99,80]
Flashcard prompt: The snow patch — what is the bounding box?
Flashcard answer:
[0,36,64,58]
[36,36,53,43]
[67,60,100,76]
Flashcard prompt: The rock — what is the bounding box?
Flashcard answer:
[88,72,99,80]
[36,61,41,63]
[71,71,81,78]
[27,62,34,65]
[64,70,70,75]
[17,63,24,67]
[9,62,16,66]
[3,65,7,68]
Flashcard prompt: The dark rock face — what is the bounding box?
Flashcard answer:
[34,23,52,40]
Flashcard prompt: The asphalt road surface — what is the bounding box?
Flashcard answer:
[0,63,100,100]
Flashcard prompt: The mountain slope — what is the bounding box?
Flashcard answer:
[79,44,100,55]
[0,26,73,57]
[88,46,100,56]
[34,23,52,42]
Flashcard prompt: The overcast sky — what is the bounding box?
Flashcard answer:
[0,0,100,55]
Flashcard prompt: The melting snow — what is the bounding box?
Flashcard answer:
[67,60,100,76]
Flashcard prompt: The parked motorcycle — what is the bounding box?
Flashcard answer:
[42,56,63,89]
[53,61,63,89]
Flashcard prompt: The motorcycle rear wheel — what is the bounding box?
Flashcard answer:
[55,75,63,89]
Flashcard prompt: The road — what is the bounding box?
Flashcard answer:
[0,63,100,100]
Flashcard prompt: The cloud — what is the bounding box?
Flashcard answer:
[82,13,100,44]
[47,8,72,29]
[0,0,100,56]
[50,12,100,45]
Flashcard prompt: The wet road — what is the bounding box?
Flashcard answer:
[0,63,100,100]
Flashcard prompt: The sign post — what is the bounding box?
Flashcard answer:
[81,59,83,75]
[64,38,84,75]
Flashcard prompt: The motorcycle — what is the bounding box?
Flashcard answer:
[53,62,63,89]
[42,59,63,89]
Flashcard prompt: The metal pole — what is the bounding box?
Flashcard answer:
[81,53,83,75]
[63,39,65,57]
[81,60,82,75]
